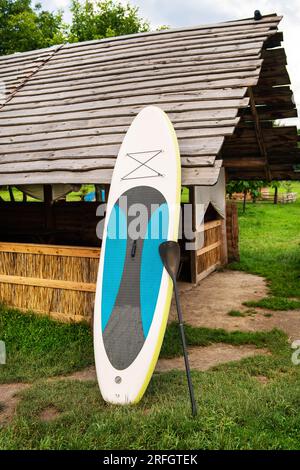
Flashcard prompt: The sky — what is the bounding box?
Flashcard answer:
[42,0,300,126]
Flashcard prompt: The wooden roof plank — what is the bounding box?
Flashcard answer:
[7,78,253,107]
[55,26,275,57]
[0,118,240,138]
[0,125,235,145]
[36,42,264,72]
[42,35,269,68]
[22,59,263,88]
[0,134,225,155]
[0,98,249,119]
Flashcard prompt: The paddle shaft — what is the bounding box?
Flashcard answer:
[173,281,197,417]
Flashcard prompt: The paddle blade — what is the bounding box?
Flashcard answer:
[159,241,181,281]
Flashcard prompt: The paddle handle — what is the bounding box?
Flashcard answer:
[173,284,197,417]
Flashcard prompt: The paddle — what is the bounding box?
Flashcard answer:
[159,241,197,417]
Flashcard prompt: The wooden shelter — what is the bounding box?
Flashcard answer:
[0,13,299,322]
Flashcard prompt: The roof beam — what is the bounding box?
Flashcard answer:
[248,86,272,180]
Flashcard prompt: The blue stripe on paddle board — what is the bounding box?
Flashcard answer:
[140,203,169,338]
[101,203,127,332]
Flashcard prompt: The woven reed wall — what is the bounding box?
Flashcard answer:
[0,243,100,323]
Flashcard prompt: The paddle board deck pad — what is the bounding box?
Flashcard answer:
[94,106,181,404]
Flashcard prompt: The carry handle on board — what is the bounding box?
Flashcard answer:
[159,241,197,417]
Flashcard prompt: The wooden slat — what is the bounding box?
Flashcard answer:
[0,242,100,258]
[0,155,217,173]
[0,274,97,293]
[26,43,263,74]
[0,107,239,127]
[41,37,267,71]
[4,82,252,108]
[0,165,222,185]
[45,16,280,50]
[182,161,222,185]
[0,126,235,145]
[23,55,261,93]
[0,134,224,155]
[203,220,222,231]
[7,84,250,108]
[13,67,257,99]
[24,56,263,89]
[196,262,221,282]
[50,29,272,63]
[0,117,240,138]
[0,98,248,119]
[197,241,222,256]
[24,59,262,89]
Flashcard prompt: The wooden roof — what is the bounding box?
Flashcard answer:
[0,13,299,186]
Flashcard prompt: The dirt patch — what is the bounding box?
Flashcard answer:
[156,344,269,372]
[39,405,61,422]
[170,271,300,342]
[51,343,269,379]
[0,383,29,425]
[55,366,96,382]
[254,375,269,386]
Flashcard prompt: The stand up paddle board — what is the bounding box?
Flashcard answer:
[94,106,181,404]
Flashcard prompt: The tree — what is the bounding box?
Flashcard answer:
[226,180,265,213]
[0,0,152,55]
[268,181,281,204]
[69,0,150,43]
[0,0,67,54]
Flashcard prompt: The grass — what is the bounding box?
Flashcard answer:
[0,185,95,202]
[227,310,247,317]
[0,305,94,383]
[244,297,300,311]
[0,305,282,383]
[162,322,284,357]
[229,181,300,299]
[1,185,190,203]
[0,337,299,450]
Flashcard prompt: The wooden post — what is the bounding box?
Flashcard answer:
[189,186,197,285]
[226,202,240,262]
[103,184,110,202]
[43,185,54,231]
[220,217,228,265]
[8,186,15,202]
[248,87,272,181]
[95,185,103,202]
[274,186,278,204]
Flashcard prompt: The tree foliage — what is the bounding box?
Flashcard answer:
[69,0,149,42]
[0,0,67,55]
[0,0,150,55]
[226,180,266,212]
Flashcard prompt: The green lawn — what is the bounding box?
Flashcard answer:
[0,185,94,202]
[0,182,299,449]
[0,325,298,450]
[229,181,300,299]
[0,305,282,383]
